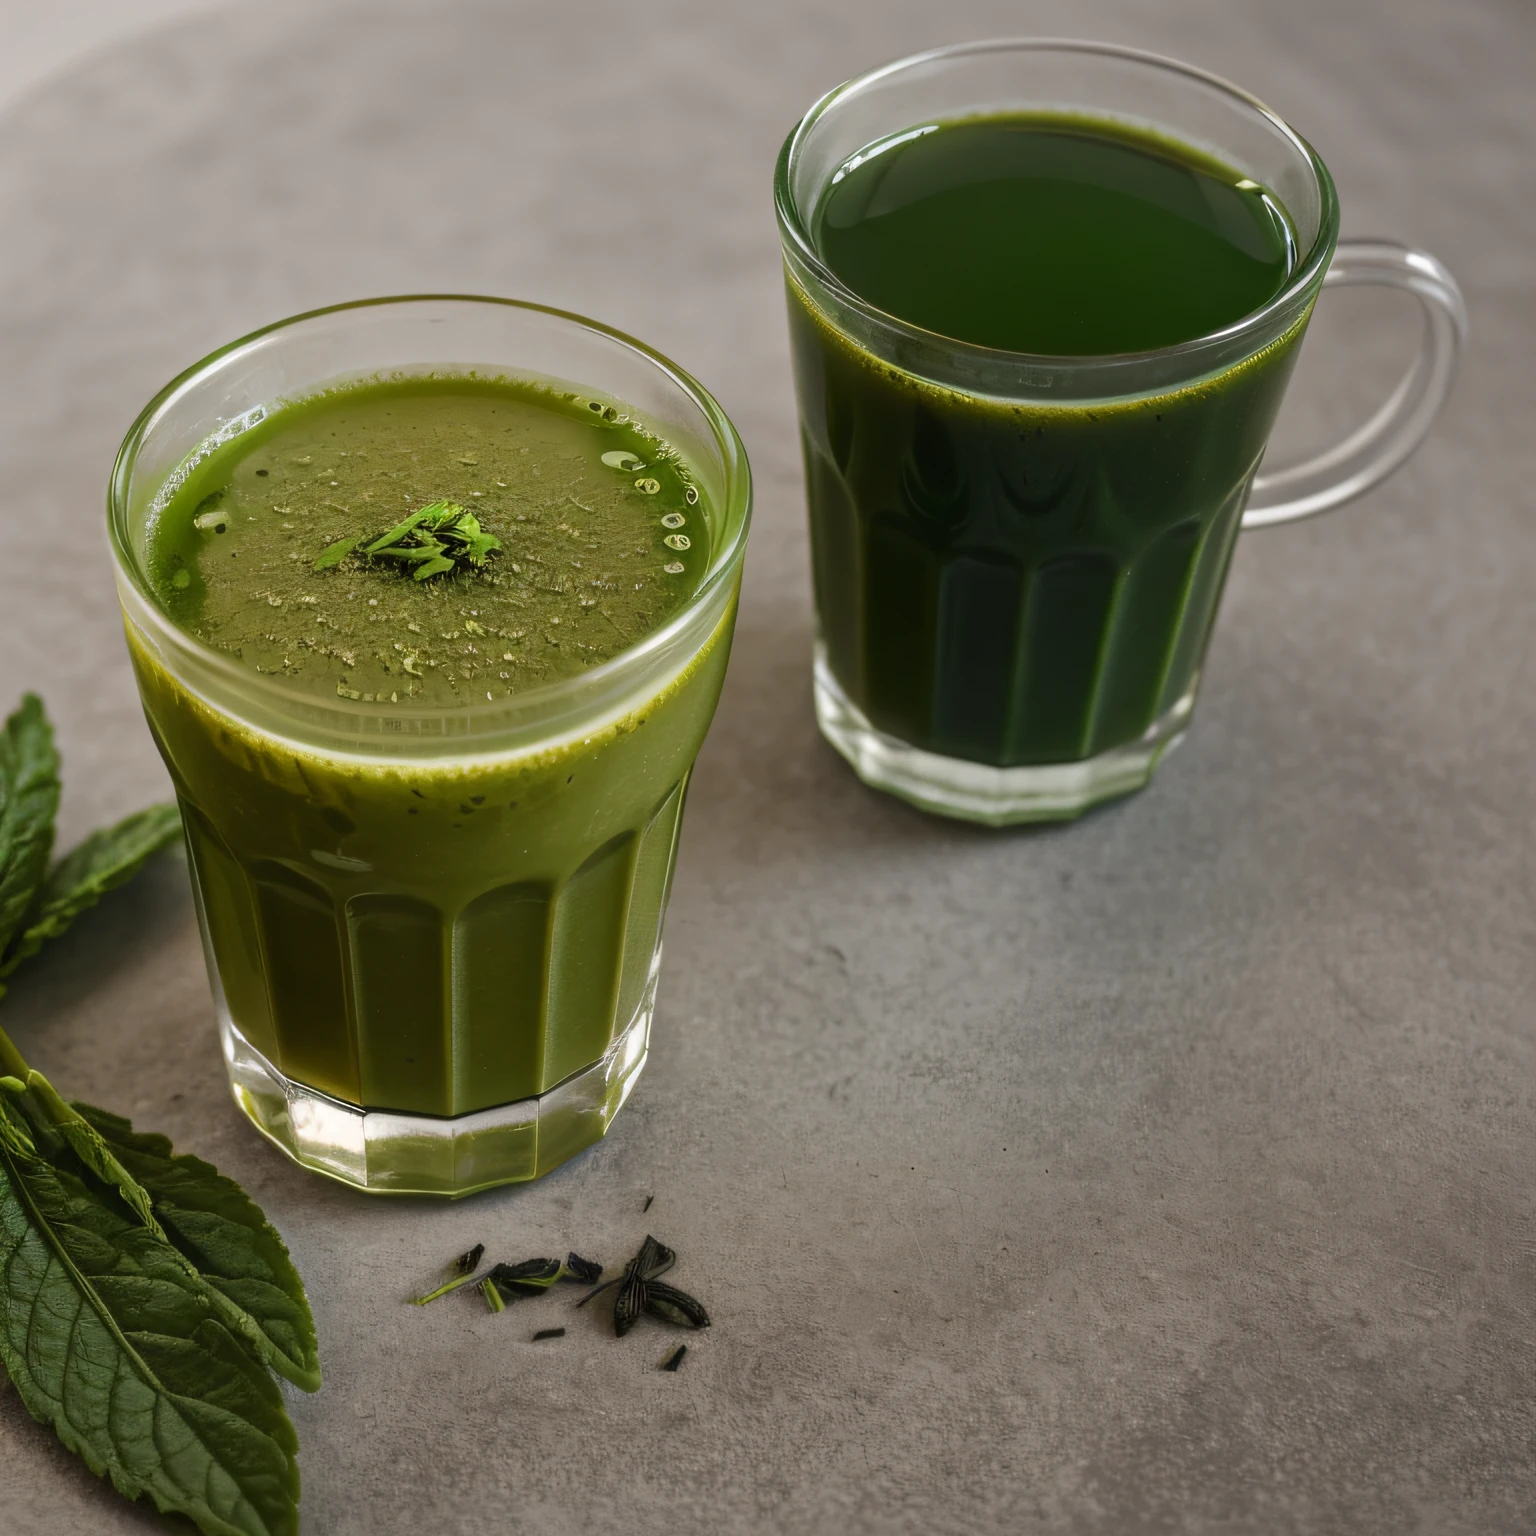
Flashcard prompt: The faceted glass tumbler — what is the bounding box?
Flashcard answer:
[109,297,751,1197]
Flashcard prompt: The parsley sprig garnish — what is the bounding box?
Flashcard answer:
[313,499,501,581]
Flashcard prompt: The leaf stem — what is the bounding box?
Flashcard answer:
[0,1021,29,1080]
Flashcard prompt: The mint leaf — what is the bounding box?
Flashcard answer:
[0,1098,301,1536]
[6,1071,170,1241]
[0,694,61,960]
[0,803,182,979]
[72,1101,321,1392]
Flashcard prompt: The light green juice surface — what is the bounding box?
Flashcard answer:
[150,376,709,703]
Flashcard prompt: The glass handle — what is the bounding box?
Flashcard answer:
[1242,239,1468,530]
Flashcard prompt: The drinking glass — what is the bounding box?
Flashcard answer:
[776,40,1465,824]
[109,297,751,1196]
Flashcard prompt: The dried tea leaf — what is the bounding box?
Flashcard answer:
[559,1252,603,1286]
[644,1281,711,1330]
[486,1257,562,1300]
[613,1268,647,1338]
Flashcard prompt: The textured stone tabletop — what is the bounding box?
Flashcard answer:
[1,1,1532,1531]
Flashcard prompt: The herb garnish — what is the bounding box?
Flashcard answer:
[313,500,501,581]
[0,693,319,1536]
[577,1235,712,1338]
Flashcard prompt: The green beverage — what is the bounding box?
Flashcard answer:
[111,299,750,1196]
[778,41,1468,824]
[790,112,1303,770]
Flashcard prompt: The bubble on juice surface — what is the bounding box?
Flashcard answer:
[684,485,699,505]
[660,512,686,529]
[634,477,661,495]
[664,560,685,574]
[601,450,645,472]
[664,533,690,551]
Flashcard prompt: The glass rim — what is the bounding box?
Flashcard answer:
[773,36,1342,373]
[107,293,753,743]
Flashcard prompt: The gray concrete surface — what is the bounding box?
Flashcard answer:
[0,0,1532,1531]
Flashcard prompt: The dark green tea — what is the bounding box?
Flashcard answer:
[792,114,1306,767]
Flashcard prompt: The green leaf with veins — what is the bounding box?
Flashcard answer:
[5,1071,170,1240]
[71,1100,321,1392]
[0,694,61,961]
[0,1095,301,1536]
[1,802,183,978]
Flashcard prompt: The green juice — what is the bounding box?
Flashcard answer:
[792,114,1307,767]
[131,375,733,1184]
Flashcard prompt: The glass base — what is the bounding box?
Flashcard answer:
[218,951,659,1198]
[813,645,1194,826]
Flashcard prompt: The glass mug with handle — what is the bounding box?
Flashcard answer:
[776,40,1466,824]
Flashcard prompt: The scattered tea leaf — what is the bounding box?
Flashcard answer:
[662,1344,688,1372]
[532,1327,566,1341]
[486,1257,562,1301]
[559,1252,603,1287]
[480,1278,504,1314]
[411,1271,480,1305]
[601,1234,712,1339]
[645,1281,711,1330]
[453,1243,486,1276]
